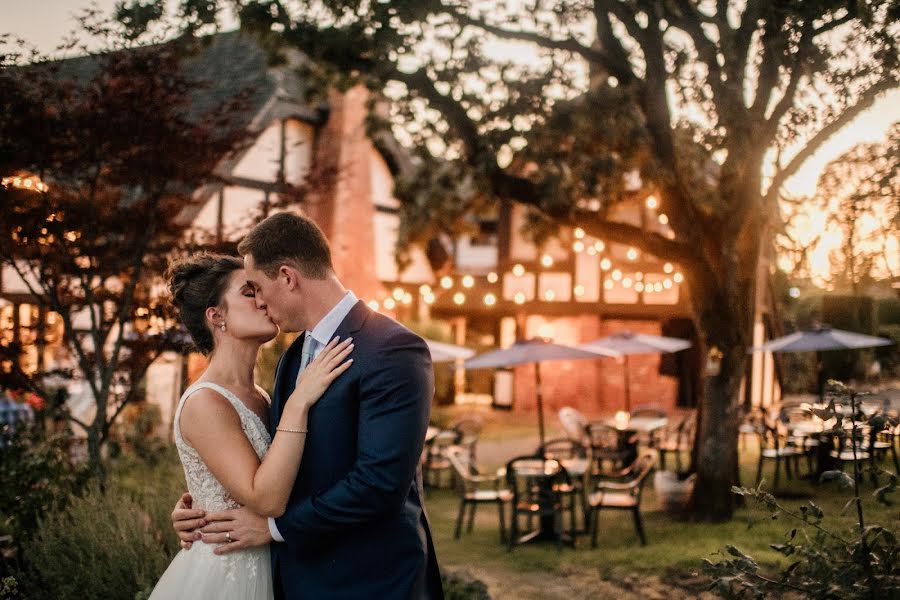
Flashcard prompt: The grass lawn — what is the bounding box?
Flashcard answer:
[423,417,900,598]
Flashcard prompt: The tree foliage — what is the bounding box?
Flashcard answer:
[0,11,253,476]
[782,124,900,292]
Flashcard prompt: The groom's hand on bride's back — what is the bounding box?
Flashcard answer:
[171,492,207,549]
[200,506,273,555]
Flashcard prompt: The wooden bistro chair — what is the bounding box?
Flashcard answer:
[449,415,484,463]
[658,414,695,472]
[755,421,799,488]
[587,421,637,475]
[423,428,459,488]
[505,455,577,551]
[538,437,590,532]
[587,452,657,548]
[446,445,512,543]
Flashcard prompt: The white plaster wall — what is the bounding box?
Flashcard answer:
[231,121,282,182]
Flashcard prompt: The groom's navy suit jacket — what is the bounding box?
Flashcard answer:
[268,300,443,600]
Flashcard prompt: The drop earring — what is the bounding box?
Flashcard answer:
[220,323,226,332]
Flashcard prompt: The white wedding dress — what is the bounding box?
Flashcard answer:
[149,382,274,599]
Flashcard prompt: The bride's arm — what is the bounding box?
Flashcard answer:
[180,337,353,518]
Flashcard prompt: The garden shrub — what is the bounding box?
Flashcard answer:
[442,570,492,600]
[0,424,88,560]
[20,483,174,600]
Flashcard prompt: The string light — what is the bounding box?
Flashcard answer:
[673,272,684,283]
[574,228,585,239]
[384,298,396,310]
[645,196,658,210]
[544,289,555,301]
[402,292,414,304]
[367,300,380,311]
[392,287,404,301]
[587,246,597,256]
[658,214,669,225]
[663,279,673,289]
[487,272,499,283]
[663,263,674,273]
[512,264,525,277]
[541,254,554,267]
[622,277,633,288]
[440,276,454,289]
[594,241,605,252]
[611,269,622,281]
[603,280,614,290]
[453,292,466,305]
[574,285,585,297]
[419,284,432,295]
[514,292,526,305]
[635,272,644,281]
[573,240,585,252]
[600,258,612,270]
[654,282,663,292]
[484,293,497,306]
[423,293,436,305]
[635,282,645,292]
[626,248,639,261]
[462,275,475,288]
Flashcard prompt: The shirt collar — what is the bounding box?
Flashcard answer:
[307,291,358,347]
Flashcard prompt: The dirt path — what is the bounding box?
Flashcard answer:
[447,565,718,599]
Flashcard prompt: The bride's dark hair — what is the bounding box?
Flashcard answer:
[166,253,243,354]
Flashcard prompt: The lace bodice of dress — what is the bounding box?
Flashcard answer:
[173,382,271,512]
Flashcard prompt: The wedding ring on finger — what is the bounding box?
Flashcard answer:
[225,531,232,543]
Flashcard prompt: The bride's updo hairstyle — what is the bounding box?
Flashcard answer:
[166,253,243,354]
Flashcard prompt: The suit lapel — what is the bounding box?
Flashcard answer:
[271,332,306,431]
[333,300,369,340]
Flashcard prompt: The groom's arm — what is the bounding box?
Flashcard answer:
[272,330,433,553]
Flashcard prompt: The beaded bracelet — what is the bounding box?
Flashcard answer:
[276,427,309,434]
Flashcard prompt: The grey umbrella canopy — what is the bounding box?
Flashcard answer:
[579,332,692,411]
[749,326,893,400]
[425,339,476,363]
[464,338,619,448]
[749,327,892,353]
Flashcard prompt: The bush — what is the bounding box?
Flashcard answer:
[442,570,492,600]
[0,423,88,561]
[19,482,176,600]
[705,382,899,598]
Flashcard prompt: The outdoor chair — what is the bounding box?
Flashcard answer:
[755,421,799,487]
[505,455,577,551]
[423,428,460,488]
[586,422,636,475]
[537,437,590,531]
[446,445,512,543]
[587,452,656,547]
[657,414,695,472]
[558,406,590,447]
[738,407,765,452]
[630,406,669,448]
[450,415,484,463]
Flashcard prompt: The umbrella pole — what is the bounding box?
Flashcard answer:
[624,355,631,412]
[535,362,546,451]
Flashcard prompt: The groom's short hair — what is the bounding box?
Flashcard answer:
[237,211,333,279]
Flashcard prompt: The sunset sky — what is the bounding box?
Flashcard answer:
[4,0,898,283]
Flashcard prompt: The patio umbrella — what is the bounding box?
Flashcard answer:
[425,339,476,363]
[464,338,618,448]
[578,332,692,412]
[749,327,892,353]
[748,326,893,398]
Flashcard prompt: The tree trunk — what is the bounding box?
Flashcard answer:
[690,294,751,520]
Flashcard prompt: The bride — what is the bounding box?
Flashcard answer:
[149,253,353,599]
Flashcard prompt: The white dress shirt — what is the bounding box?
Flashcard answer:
[268,291,358,542]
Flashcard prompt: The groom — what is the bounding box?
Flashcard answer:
[171,211,443,599]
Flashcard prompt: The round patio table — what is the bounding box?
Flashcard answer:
[505,458,575,548]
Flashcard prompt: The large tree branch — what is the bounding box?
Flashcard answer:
[447,10,634,84]
[765,78,898,203]
[592,7,639,86]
